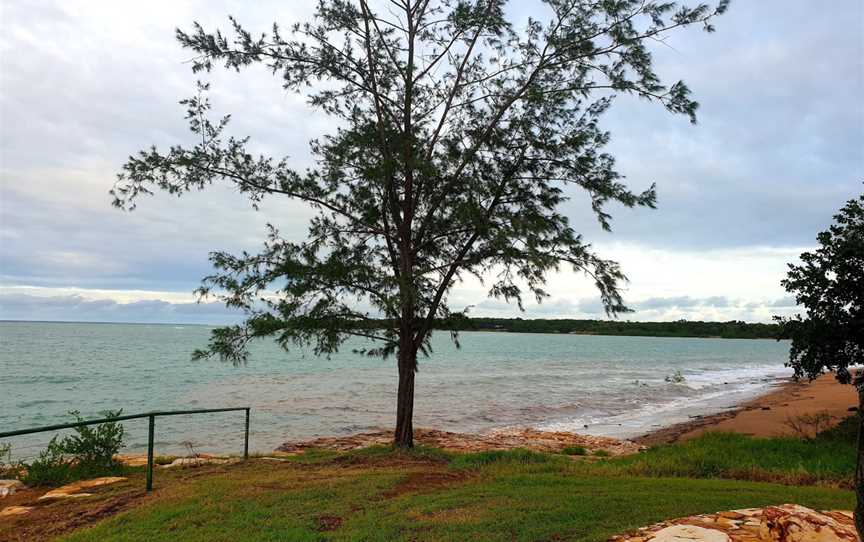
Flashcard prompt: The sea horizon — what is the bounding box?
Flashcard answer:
[1,321,792,460]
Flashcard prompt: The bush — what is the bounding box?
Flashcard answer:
[561,446,587,456]
[592,450,611,457]
[59,410,125,469]
[23,410,126,486]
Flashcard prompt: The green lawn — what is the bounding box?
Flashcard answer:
[57,440,854,542]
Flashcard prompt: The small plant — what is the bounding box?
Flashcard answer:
[784,412,835,440]
[665,370,686,384]
[60,410,125,469]
[593,450,611,458]
[24,436,74,486]
[182,440,200,458]
[561,446,587,456]
[23,410,126,486]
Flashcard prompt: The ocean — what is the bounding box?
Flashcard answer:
[0,321,791,458]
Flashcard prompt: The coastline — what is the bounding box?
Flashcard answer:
[633,373,859,446]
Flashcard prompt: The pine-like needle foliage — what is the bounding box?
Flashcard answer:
[112,1,729,430]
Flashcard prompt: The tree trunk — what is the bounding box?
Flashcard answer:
[855,384,864,540]
[394,346,417,448]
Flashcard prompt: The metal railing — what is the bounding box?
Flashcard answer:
[0,407,251,491]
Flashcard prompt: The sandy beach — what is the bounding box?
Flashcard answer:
[635,373,859,446]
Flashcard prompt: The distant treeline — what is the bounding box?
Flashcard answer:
[434,317,780,339]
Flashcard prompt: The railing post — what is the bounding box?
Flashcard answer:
[146,414,155,492]
[243,408,250,460]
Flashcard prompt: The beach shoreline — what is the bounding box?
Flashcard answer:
[633,373,859,446]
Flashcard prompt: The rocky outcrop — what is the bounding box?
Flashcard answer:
[0,505,32,517]
[609,504,858,541]
[0,480,25,498]
[161,456,236,468]
[276,427,643,456]
[38,476,126,501]
[759,505,857,542]
[650,524,731,541]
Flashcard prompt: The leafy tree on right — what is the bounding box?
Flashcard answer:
[775,191,864,536]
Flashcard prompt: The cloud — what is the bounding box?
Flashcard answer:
[0,292,242,324]
[0,1,860,322]
[636,296,730,310]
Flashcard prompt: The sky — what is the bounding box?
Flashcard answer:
[0,0,862,325]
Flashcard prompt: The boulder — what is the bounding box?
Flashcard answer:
[0,479,25,498]
[650,525,731,541]
[759,504,858,542]
[0,505,32,517]
[609,505,858,541]
[161,457,233,468]
[38,476,126,500]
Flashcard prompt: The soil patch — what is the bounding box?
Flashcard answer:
[382,469,474,499]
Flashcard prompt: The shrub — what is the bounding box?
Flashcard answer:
[24,437,75,486]
[23,410,126,486]
[561,446,587,456]
[592,450,611,458]
[784,412,835,440]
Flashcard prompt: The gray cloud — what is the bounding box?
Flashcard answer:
[0,1,860,321]
[636,296,731,311]
[0,293,242,324]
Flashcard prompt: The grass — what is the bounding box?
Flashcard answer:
[50,425,858,542]
[597,426,856,488]
[3,417,845,541]
[55,451,853,542]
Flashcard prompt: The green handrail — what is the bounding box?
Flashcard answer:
[0,407,251,491]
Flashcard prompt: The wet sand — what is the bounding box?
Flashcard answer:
[635,373,859,446]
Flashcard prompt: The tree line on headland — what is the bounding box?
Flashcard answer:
[434,317,779,339]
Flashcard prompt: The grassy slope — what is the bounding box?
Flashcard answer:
[57,438,855,542]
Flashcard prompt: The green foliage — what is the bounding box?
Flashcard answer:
[57,443,853,542]
[23,410,126,486]
[439,317,779,338]
[592,449,611,457]
[25,436,75,486]
[112,0,728,369]
[775,192,864,384]
[60,410,126,469]
[561,445,587,456]
[602,430,855,487]
[449,448,559,469]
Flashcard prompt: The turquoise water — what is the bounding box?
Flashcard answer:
[0,321,791,457]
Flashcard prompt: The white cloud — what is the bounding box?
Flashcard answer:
[0,0,860,324]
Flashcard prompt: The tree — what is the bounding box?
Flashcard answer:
[775,192,864,536]
[112,0,728,447]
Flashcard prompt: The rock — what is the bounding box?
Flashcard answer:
[0,479,25,497]
[717,511,746,520]
[759,504,858,542]
[161,457,233,468]
[611,505,858,542]
[276,427,644,456]
[0,505,32,517]
[38,476,126,500]
[649,525,731,541]
[114,454,149,467]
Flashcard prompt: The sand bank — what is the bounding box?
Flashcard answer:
[635,373,859,446]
